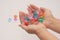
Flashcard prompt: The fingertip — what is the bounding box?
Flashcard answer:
[40,7,45,12]
[40,7,44,10]
[30,4,34,7]
[29,4,33,6]
[40,7,48,11]
[40,7,45,9]
[19,11,24,17]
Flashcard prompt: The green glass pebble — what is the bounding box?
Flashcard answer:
[38,17,43,23]
[33,11,37,15]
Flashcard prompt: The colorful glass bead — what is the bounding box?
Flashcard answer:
[33,11,37,15]
[33,14,39,18]
[14,15,17,19]
[34,18,39,24]
[14,18,17,21]
[24,16,31,26]
[8,18,12,22]
[14,15,17,21]
[39,10,44,16]
[24,20,29,26]
[34,18,38,21]
[38,17,43,23]
[23,9,44,26]
[40,15,44,18]
[30,18,35,24]
[24,22,29,26]
[24,16,30,21]
[33,11,39,18]
[34,21,39,25]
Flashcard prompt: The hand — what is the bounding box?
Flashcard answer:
[19,12,58,40]
[27,4,55,28]
[19,5,58,40]
[19,11,47,34]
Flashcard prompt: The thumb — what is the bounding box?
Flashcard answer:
[40,7,48,11]
[19,24,28,30]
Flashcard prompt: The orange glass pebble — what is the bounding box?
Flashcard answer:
[14,15,17,21]
[39,10,44,16]
[14,15,17,18]
[40,14,44,18]
[31,18,35,24]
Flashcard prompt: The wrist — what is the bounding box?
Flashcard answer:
[48,17,57,28]
[35,28,58,40]
[35,28,50,40]
[35,28,47,35]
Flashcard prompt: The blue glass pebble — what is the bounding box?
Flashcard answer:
[8,18,12,22]
[24,16,30,21]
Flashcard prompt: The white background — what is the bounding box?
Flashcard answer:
[0,0,60,40]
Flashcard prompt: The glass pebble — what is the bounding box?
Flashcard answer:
[24,16,30,21]
[38,17,43,23]
[8,18,12,22]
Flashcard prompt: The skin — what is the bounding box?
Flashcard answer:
[27,4,60,33]
[19,4,60,40]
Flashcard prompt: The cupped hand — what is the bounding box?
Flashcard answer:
[19,10,47,34]
[27,4,55,28]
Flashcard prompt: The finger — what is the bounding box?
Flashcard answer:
[19,24,28,30]
[19,11,26,24]
[27,6,34,14]
[40,7,48,12]
[27,7,32,14]
[40,7,53,19]
[29,5,35,12]
[30,4,39,10]
[30,4,40,15]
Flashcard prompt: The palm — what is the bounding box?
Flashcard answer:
[27,4,54,28]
